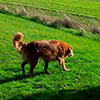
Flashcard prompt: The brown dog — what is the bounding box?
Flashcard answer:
[13,32,74,76]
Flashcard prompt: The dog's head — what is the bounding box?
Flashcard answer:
[65,47,74,57]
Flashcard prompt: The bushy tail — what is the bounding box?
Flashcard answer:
[13,32,24,53]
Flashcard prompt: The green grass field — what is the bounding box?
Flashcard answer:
[0,0,100,18]
[0,0,100,100]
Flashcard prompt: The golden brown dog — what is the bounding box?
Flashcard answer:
[13,32,74,76]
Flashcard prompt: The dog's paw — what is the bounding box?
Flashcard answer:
[45,71,50,74]
[63,68,70,72]
[66,68,70,71]
[29,73,34,77]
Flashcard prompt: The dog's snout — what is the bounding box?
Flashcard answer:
[68,50,74,57]
[69,54,72,57]
[72,53,74,56]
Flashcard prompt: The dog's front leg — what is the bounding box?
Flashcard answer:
[21,61,27,75]
[58,58,70,71]
[44,61,50,74]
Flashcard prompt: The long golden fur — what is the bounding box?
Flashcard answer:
[13,32,74,76]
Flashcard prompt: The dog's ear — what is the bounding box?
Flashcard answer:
[70,46,72,49]
[65,48,71,57]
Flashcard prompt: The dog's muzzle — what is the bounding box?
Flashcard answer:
[68,51,74,57]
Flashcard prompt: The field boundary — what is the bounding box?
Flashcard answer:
[0,1,100,36]
[0,1,100,20]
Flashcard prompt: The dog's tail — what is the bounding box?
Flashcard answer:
[13,32,24,53]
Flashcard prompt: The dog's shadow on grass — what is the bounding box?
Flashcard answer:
[0,71,45,84]
[8,86,100,100]
[0,74,29,84]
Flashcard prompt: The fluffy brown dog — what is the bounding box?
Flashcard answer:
[13,32,74,76]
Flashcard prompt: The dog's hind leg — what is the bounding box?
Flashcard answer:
[44,61,50,74]
[21,61,27,75]
[58,58,70,71]
[29,58,38,77]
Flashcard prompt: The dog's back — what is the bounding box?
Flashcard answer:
[22,40,61,62]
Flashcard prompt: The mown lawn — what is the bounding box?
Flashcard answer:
[0,0,100,18]
[0,12,100,100]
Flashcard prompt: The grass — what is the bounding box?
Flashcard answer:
[0,0,100,100]
[0,11,100,100]
[0,0,100,34]
[0,0,100,18]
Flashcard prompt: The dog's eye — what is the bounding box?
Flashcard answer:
[65,49,71,57]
